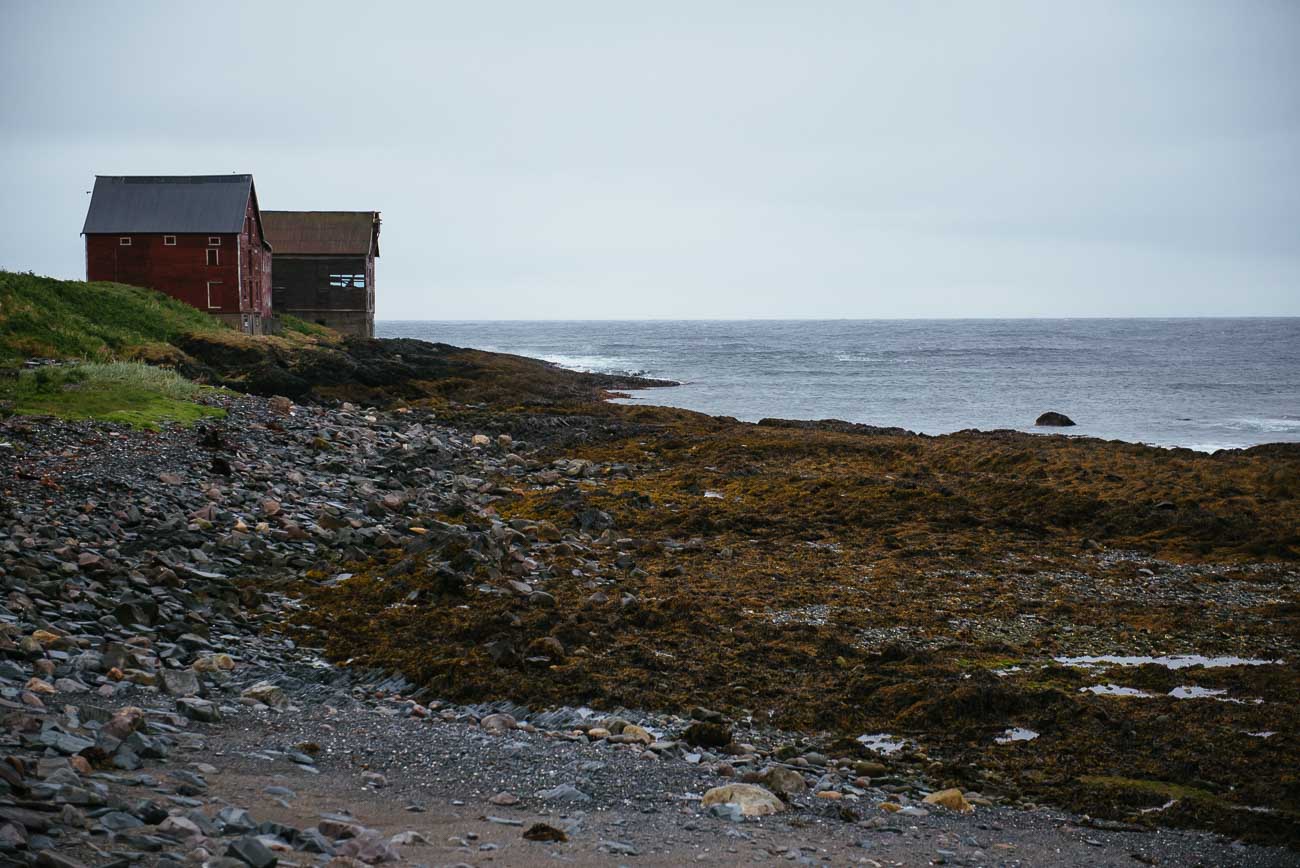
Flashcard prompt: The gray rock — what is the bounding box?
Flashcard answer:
[217,806,257,834]
[99,811,144,831]
[177,697,221,722]
[535,783,592,803]
[708,803,746,822]
[161,668,201,697]
[226,835,278,868]
[335,830,399,863]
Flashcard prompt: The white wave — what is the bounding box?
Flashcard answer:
[539,354,643,375]
[1226,417,1300,433]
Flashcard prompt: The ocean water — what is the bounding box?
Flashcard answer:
[376,319,1300,451]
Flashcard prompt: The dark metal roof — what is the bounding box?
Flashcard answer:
[261,211,381,257]
[82,175,253,234]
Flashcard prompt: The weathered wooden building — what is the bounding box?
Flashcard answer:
[82,174,274,333]
[261,211,380,337]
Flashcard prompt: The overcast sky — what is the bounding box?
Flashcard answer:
[2,1,1297,318]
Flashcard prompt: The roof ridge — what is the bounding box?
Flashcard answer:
[96,174,252,184]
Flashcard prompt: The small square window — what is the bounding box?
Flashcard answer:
[119,236,131,246]
[163,235,176,246]
[208,236,221,246]
[206,248,219,266]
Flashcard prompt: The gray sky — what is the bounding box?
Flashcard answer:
[2,1,1298,319]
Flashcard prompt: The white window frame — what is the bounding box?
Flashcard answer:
[208,236,221,245]
[163,235,176,246]
[119,236,131,246]
[206,248,220,266]
[206,280,222,309]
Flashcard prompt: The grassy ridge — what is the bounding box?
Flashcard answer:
[0,270,235,427]
[0,270,225,364]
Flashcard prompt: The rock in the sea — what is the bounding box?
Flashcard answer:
[1034,411,1076,427]
[701,784,785,817]
[922,788,974,813]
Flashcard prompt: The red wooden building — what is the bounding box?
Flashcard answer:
[82,174,274,334]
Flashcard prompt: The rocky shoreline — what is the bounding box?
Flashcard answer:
[1,383,1297,866]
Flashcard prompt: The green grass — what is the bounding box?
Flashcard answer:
[0,270,226,364]
[3,362,225,429]
[278,313,337,338]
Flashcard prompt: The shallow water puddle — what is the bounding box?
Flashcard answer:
[1083,684,1152,697]
[1168,686,1228,699]
[995,727,1039,744]
[1055,654,1282,670]
[1083,684,1262,703]
[857,733,907,755]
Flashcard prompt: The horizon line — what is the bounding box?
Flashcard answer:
[374,314,1300,323]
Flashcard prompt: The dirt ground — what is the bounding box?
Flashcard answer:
[177,700,1300,867]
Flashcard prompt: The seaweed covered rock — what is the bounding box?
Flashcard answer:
[174,331,676,407]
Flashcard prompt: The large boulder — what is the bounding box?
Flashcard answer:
[701,784,785,817]
[1034,411,1076,427]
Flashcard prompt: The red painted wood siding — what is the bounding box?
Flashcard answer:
[84,192,273,319]
[241,190,273,318]
[86,233,244,313]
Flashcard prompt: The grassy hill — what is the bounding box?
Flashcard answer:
[0,269,226,365]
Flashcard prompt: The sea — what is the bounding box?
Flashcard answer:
[376,319,1300,452]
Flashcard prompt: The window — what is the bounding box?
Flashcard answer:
[208,236,221,245]
[206,248,219,266]
[206,281,222,309]
[119,237,131,246]
[163,235,176,246]
[328,273,366,288]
